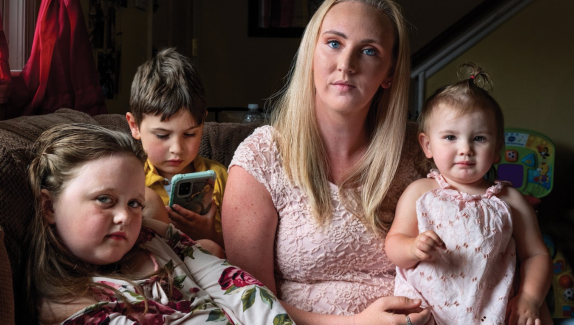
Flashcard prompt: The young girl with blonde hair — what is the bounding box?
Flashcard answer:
[385,63,552,324]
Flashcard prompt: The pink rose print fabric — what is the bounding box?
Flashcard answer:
[394,171,516,325]
[62,224,294,325]
[219,267,264,289]
[218,267,278,313]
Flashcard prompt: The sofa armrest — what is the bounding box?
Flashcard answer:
[0,226,15,325]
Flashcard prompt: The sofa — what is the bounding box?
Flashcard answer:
[0,108,258,324]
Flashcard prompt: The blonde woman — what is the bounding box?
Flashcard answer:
[223,0,430,324]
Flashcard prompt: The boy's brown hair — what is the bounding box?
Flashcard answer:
[129,48,206,125]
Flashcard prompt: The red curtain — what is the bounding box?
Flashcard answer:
[8,0,106,118]
[0,12,11,103]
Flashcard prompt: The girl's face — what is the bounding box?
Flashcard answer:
[419,104,498,190]
[42,154,145,265]
[313,1,394,119]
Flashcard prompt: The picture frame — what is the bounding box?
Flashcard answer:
[248,0,319,38]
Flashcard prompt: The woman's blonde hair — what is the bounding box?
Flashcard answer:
[271,0,410,235]
[25,123,148,324]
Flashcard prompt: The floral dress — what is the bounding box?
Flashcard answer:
[394,170,516,325]
[62,224,294,325]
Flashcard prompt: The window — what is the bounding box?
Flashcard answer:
[0,0,38,70]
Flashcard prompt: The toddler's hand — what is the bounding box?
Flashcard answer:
[167,200,217,241]
[411,230,445,262]
[506,292,541,325]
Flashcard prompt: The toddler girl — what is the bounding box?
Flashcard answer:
[24,123,293,324]
[385,63,551,325]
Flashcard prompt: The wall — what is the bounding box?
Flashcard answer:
[195,1,301,110]
[107,4,150,114]
[80,0,151,115]
[79,0,298,116]
[426,0,574,254]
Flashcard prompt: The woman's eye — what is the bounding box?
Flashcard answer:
[155,134,168,140]
[184,133,196,138]
[327,40,340,49]
[97,196,112,204]
[362,48,376,56]
[445,135,456,141]
[474,136,486,142]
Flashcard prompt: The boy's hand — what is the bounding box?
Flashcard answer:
[506,292,541,325]
[167,200,218,241]
[411,230,445,262]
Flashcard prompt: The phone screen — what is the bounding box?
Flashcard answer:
[170,172,216,215]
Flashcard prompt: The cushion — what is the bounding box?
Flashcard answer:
[0,226,15,325]
[200,122,257,167]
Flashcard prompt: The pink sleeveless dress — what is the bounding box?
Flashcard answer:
[394,170,516,325]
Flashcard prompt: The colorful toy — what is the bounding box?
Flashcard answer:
[495,129,573,320]
[495,128,554,198]
[546,234,574,319]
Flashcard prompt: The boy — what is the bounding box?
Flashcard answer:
[126,48,226,248]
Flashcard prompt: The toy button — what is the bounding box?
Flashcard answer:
[560,274,574,289]
[505,150,518,162]
[563,305,573,317]
[522,153,536,167]
[555,259,566,274]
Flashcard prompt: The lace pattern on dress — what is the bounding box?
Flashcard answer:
[395,171,516,324]
[229,125,426,315]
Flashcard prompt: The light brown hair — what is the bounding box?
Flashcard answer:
[419,62,505,154]
[419,62,505,180]
[25,123,147,324]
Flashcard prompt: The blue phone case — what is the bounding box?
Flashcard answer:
[168,170,216,215]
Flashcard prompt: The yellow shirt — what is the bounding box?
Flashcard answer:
[144,156,228,233]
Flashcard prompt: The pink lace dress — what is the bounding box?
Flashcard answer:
[230,126,425,315]
[394,170,516,325]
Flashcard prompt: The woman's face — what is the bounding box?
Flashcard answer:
[313,1,395,119]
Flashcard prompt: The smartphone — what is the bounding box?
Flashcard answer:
[168,170,216,215]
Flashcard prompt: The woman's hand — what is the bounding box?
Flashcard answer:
[354,296,434,325]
